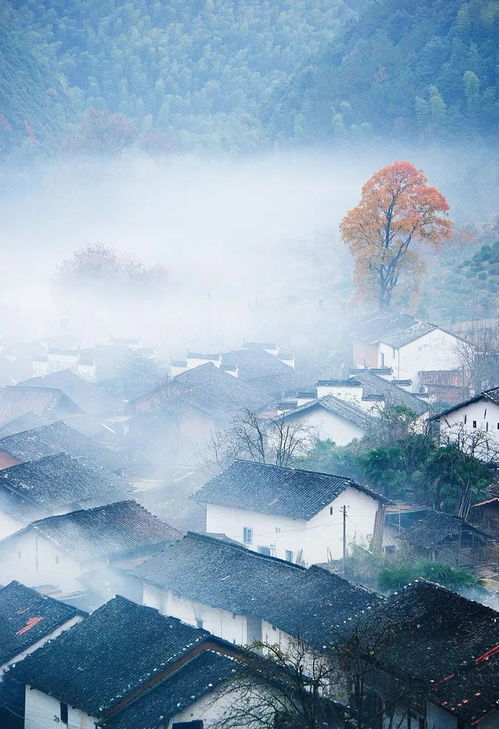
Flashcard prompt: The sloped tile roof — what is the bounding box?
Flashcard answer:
[351,370,430,416]
[0,411,57,437]
[355,311,437,347]
[429,386,499,421]
[0,580,83,666]
[0,453,131,514]
[387,509,490,550]
[0,421,123,472]
[195,460,389,520]
[283,394,373,430]
[10,596,211,716]
[0,386,81,425]
[221,348,300,398]
[132,532,382,647]
[100,650,236,729]
[358,580,499,726]
[19,370,123,416]
[8,501,181,562]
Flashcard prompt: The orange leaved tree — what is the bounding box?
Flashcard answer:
[340,161,452,308]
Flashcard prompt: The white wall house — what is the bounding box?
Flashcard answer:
[281,393,371,446]
[429,387,499,461]
[195,461,387,566]
[353,312,466,392]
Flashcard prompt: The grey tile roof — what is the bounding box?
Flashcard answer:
[0,453,131,515]
[0,386,81,425]
[0,421,124,472]
[132,532,382,647]
[429,386,499,421]
[139,363,272,420]
[0,411,57,437]
[283,394,373,430]
[19,370,123,416]
[9,596,212,716]
[221,348,300,398]
[386,509,490,550]
[351,370,430,416]
[359,580,499,726]
[0,580,83,666]
[100,650,236,729]
[195,460,389,520]
[7,500,181,562]
[355,311,437,348]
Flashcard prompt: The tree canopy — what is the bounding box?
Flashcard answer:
[340,161,452,307]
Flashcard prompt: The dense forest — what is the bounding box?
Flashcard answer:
[1,0,497,158]
[267,0,498,144]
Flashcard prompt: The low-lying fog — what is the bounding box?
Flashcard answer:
[0,143,496,357]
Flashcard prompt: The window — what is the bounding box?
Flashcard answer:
[329,506,333,515]
[258,545,271,556]
[486,421,489,431]
[285,550,294,562]
[380,352,385,367]
[464,414,467,424]
[195,618,204,629]
[60,702,68,725]
[275,526,280,533]
[473,420,477,428]
[243,526,253,544]
[484,408,487,418]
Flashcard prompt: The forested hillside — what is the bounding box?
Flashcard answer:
[1,0,497,157]
[267,0,498,144]
[1,0,354,156]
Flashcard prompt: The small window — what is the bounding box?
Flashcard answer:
[484,408,487,418]
[243,527,253,544]
[60,702,68,725]
[258,545,271,556]
[195,618,204,629]
[272,625,277,631]
[232,613,237,619]
[275,527,280,533]
[473,420,477,428]
[464,414,467,424]
[329,506,333,515]
[285,550,294,562]
[486,421,489,431]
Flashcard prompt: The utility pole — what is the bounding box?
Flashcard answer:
[342,505,348,575]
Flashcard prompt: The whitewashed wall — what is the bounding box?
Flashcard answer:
[206,485,380,565]
[436,399,499,459]
[25,687,98,729]
[285,406,365,446]
[377,329,462,389]
[0,531,102,592]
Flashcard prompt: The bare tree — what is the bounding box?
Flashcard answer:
[211,638,350,729]
[206,409,314,472]
[455,324,499,395]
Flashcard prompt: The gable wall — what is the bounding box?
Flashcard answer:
[0,530,99,592]
[395,329,462,389]
[25,686,98,729]
[205,485,380,565]
[286,407,365,446]
[437,399,499,456]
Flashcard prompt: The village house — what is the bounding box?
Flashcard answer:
[8,596,243,729]
[0,500,181,594]
[352,310,465,392]
[470,496,499,540]
[130,531,382,650]
[346,579,499,729]
[0,385,83,426]
[131,363,273,467]
[0,421,124,473]
[429,386,499,461]
[195,460,390,564]
[0,453,132,539]
[384,508,492,567]
[279,392,373,445]
[347,369,431,420]
[0,581,85,677]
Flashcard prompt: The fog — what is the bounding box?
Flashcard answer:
[0,142,496,358]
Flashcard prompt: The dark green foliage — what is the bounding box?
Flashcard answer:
[378,560,484,592]
[267,0,499,144]
[2,0,353,155]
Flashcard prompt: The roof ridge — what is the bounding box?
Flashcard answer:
[233,459,352,482]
